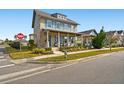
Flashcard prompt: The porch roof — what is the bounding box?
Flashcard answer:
[43,29,81,36]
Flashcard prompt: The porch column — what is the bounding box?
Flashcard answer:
[74,34,77,46]
[58,32,60,47]
[46,31,49,48]
[67,34,69,46]
[81,36,83,46]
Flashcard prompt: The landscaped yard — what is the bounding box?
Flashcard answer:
[37,48,124,63]
[9,51,44,59]
[5,43,53,59]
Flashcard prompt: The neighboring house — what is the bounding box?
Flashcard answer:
[13,40,28,46]
[105,31,120,47]
[79,29,97,48]
[117,30,124,46]
[21,40,28,46]
[29,34,34,40]
[32,10,81,48]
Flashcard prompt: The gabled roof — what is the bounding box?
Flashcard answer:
[32,9,79,28]
[117,30,124,34]
[79,29,97,36]
[106,31,118,37]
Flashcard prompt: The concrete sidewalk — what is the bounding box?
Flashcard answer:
[11,47,123,64]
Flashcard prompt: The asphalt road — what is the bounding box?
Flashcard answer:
[0,45,47,76]
[0,45,13,66]
[2,51,124,84]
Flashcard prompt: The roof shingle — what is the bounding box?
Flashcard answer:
[32,9,79,28]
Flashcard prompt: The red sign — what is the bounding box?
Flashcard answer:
[16,33,25,40]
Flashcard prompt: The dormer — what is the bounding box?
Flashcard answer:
[51,13,67,20]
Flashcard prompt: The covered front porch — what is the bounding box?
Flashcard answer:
[46,29,81,48]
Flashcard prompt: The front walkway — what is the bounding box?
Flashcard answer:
[11,47,123,64]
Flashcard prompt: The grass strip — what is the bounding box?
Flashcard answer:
[37,48,124,63]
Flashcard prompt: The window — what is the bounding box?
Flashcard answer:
[64,23,71,31]
[46,19,52,28]
[60,22,64,30]
[56,22,61,29]
[52,21,56,29]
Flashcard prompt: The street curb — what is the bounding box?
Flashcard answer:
[27,53,113,64]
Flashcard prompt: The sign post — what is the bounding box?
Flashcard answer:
[15,33,25,51]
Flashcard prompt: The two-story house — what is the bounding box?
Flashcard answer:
[32,10,81,48]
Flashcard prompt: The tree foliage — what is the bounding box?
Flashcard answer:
[28,40,36,50]
[92,26,106,49]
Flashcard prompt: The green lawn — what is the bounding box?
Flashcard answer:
[5,45,51,59]
[9,51,44,59]
[37,48,124,63]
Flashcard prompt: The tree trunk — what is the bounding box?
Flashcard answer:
[109,43,112,51]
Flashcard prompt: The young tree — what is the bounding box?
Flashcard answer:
[120,36,124,47]
[106,34,118,51]
[92,26,106,49]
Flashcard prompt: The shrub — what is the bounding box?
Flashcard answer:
[33,48,45,54]
[28,40,36,50]
[32,48,53,54]
[32,48,45,54]
[60,46,85,52]
[9,41,20,50]
[45,48,52,51]
[21,46,30,51]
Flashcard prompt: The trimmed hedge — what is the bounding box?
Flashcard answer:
[45,48,52,51]
[59,46,86,52]
[32,48,53,54]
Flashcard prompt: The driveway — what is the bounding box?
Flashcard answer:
[1,51,124,84]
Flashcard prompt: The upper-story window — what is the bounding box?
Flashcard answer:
[52,21,56,29]
[71,25,76,32]
[56,22,61,29]
[64,23,71,31]
[46,19,52,28]
[45,19,76,32]
[60,22,64,30]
